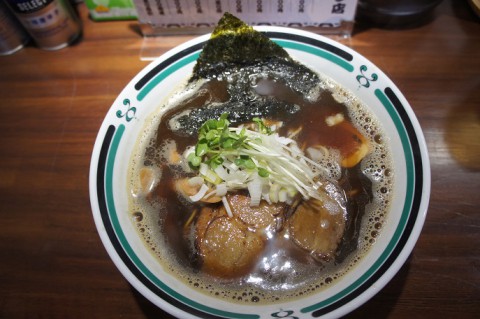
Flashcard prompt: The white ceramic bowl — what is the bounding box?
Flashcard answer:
[89,27,430,319]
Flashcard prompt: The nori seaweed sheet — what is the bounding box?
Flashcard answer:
[174,59,320,136]
[190,13,290,81]
[173,13,322,135]
[190,12,317,85]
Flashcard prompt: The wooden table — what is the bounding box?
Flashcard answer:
[1,1,478,318]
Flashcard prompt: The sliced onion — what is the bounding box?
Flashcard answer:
[247,178,262,207]
[199,163,209,175]
[204,189,216,199]
[222,196,233,218]
[188,176,204,186]
[262,191,272,205]
[269,183,280,203]
[189,183,209,202]
[230,170,249,183]
[214,165,229,181]
[227,162,239,172]
[278,188,288,203]
[215,183,228,197]
[201,167,221,184]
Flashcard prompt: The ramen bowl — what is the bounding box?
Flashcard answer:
[89,26,430,319]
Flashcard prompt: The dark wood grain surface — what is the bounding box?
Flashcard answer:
[0,1,478,318]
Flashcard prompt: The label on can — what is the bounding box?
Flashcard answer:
[0,1,29,55]
[6,0,55,14]
[5,0,81,50]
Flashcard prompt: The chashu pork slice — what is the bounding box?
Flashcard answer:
[196,205,265,278]
[288,196,346,262]
[226,193,286,234]
[195,193,289,278]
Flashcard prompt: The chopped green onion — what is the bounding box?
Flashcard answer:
[185,113,328,206]
[258,167,270,177]
[222,138,235,149]
[187,152,202,167]
[195,140,209,157]
[206,130,218,141]
[253,117,272,134]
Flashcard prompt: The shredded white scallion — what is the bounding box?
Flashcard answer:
[247,177,263,207]
[185,119,334,207]
[189,184,209,202]
[222,196,234,218]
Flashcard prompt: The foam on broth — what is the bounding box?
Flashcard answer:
[127,71,394,304]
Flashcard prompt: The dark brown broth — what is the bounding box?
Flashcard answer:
[130,73,391,303]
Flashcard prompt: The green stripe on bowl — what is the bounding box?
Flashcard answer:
[136,39,354,102]
[137,52,201,102]
[105,124,259,319]
[273,39,354,72]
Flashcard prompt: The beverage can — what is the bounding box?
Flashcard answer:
[0,1,29,55]
[5,0,82,50]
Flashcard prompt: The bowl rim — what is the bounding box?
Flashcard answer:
[89,25,431,319]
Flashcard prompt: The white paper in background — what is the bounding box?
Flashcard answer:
[135,0,358,60]
[134,0,358,29]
